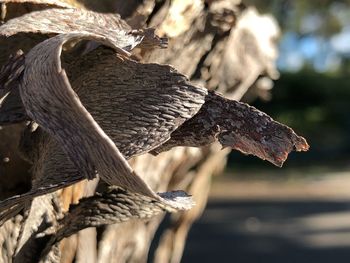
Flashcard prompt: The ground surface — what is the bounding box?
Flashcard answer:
[183,170,350,263]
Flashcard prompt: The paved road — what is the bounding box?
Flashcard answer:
[182,174,350,263]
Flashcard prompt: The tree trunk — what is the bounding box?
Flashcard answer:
[0,1,308,263]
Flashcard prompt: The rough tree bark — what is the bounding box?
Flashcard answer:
[0,1,309,263]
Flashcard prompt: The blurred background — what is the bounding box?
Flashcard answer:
[183,0,350,262]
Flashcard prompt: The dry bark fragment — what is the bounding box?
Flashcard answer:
[0,3,88,34]
[0,32,308,227]
[53,188,193,242]
[0,35,206,225]
[20,33,155,197]
[0,0,80,23]
[0,7,167,53]
[153,91,309,167]
[13,187,193,262]
[0,7,130,35]
[1,0,77,8]
[0,3,310,262]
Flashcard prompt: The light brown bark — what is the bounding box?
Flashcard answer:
[0,1,309,263]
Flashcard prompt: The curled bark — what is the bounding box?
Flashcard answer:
[49,188,193,244]
[0,32,308,228]
[153,91,309,167]
[0,7,167,53]
[1,0,76,8]
[0,1,309,262]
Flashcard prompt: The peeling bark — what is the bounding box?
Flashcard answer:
[0,39,307,227]
[1,0,76,8]
[153,91,309,167]
[0,1,309,262]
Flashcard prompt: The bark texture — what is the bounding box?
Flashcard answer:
[0,1,309,262]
